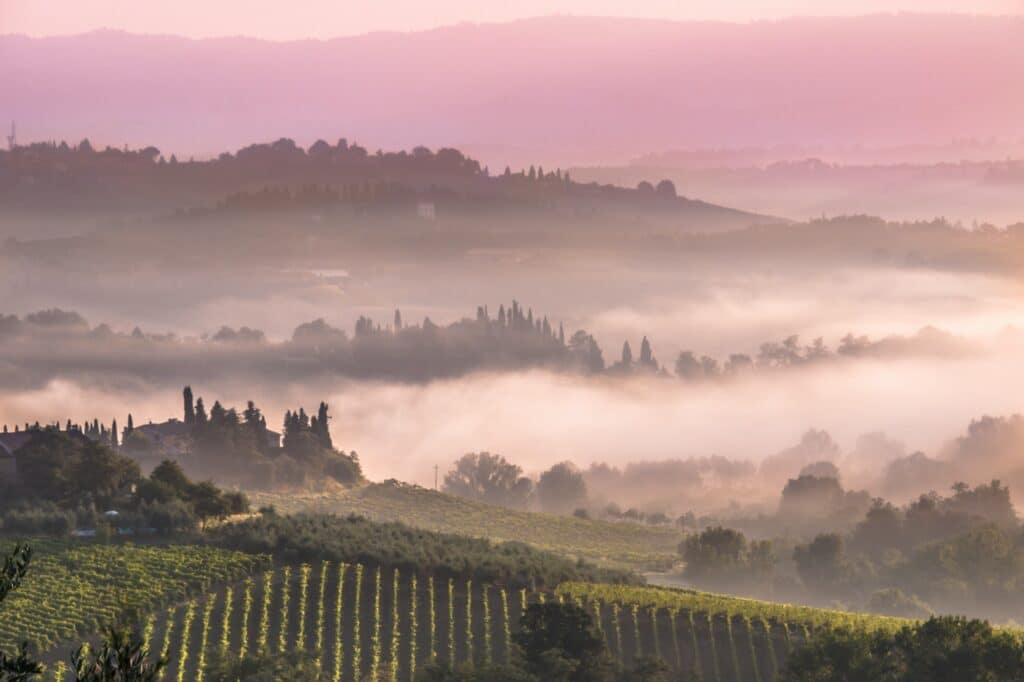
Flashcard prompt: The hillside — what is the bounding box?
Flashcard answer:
[4,15,1023,166]
[248,482,682,572]
[49,562,917,681]
[0,540,267,659]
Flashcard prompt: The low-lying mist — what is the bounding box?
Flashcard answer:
[5,342,1024,511]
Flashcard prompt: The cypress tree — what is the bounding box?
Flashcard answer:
[640,336,654,366]
[195,398,208,424]
[621,341,633,367]
[316,402,333,450]
[111,420,119,449]
[183,386,195,424]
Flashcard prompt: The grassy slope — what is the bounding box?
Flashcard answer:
[248,481,682,571]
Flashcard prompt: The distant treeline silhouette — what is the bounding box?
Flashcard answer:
[0,137,701,219]
[0,304,978,390]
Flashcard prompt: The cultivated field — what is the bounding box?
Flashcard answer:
[41,562,921,682]
[248,481,682,571]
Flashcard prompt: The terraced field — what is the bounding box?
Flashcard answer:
[249,481,682,571]
[41,562,913,682]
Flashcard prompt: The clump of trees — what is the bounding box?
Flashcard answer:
[681,479,1024,621]
[679,526,775,590]
[2,429,246,535]
[439,454,590,517]
[176,388,362,489]
[443,453,533,510]
[781,616,1024,681]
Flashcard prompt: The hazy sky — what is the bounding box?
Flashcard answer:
[2,0,1021,38]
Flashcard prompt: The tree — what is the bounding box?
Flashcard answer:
[680,526,747,580]
[183,386,195,424]
[148,460,192,499]
[194,397,208,425]
[191,480,234,528]
[674,351,703,380]
[638,337,655,368]
[620,341,632,367]
[514,601,613,682]
[655,180,676,197]
[793,533,850,592]
[443,452,533,510]
[314,402,333,450]
[16,431,139,507]
[111,419,119,449]
[72,627,165,681]
[0,543,43,680]
[536,462,587,515]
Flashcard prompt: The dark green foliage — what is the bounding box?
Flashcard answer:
[781,616,1024,681]
[680,526,775,588]
[207,512,639,589]
[14,431,139,509]
[0,543,30,603]
[7,430,244,535]
[139,460,248,528]
[71,627,165,682]
[793,533,859,595]
[0,542,43,680]
[515,601,615,681]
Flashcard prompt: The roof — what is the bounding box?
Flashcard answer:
[0,432,33,457]
[136,419,191,438]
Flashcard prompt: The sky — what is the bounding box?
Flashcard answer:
[2,0,1022,38]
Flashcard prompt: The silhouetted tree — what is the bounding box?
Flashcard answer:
[183,386,195,425]
[443,452,533,510]
[537,462,587,515]
[621,341,633,367]
[194,397,208,425]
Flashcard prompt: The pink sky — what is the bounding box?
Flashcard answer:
[2,0,1022,39]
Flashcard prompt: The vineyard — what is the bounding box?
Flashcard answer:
[249,481,681,571]
[0,540,268,659]
[40,562,916,682]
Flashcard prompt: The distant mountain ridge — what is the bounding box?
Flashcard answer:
[3,14,1023,167]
